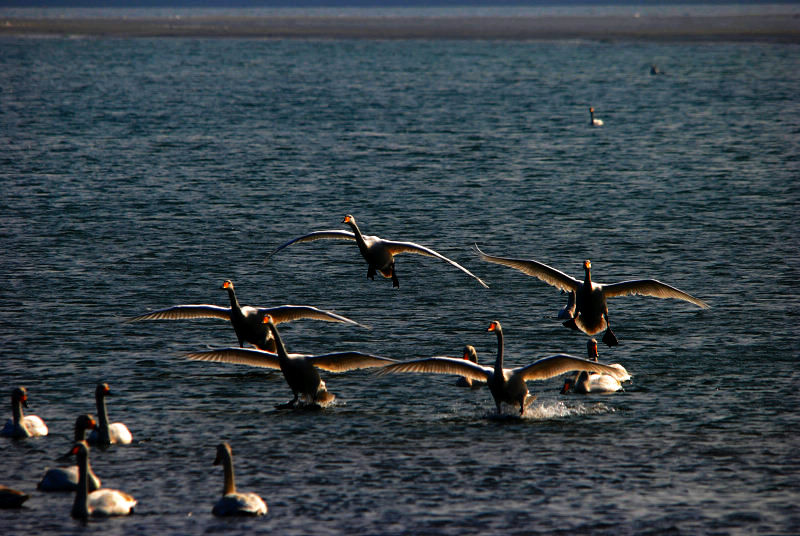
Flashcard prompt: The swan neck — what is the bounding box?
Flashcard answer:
[584,267,592,286]
[222,449,236,495]
[226,286,240,311]
[493,329,504,373]
[347,220,369,251]
[72,450,90,518]
[96,393,111,444]
[266,322,289,361]
[12,398,23,426]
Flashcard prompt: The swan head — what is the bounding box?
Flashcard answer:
[342,214,356,225]
[221,279,234,291]
[262,314,275,326]
[463,345,478,363]
[95,382,112,399]
[214,442,232,466]
[587,338,599,361]
[11,387,28,408]
[76,414,97,432]
[583,259,592,272]
[560,378,574,394]
[589,107,595,114]
[487,321,501,333]
[68,440,90,460]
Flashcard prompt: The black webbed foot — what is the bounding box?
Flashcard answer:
[602,328,619,347]
[562,318,580,331]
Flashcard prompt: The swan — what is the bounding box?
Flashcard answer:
[1,386,48,438]
[455,345,484,389]
[127,279,368,352]
[38,414,102,492]
[561,339,629,394]
[212,442,268,516]
[377,321,627,416]
[69,441,136,519]
[87,383,132,446]
[267,214,488,289]
[185,315,398,409]
[589,107,603,126]
[0,485,29,508]
[474,246,710,346]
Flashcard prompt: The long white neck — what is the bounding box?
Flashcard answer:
[266,322,290,365]
[346,219,369,256]
[96,392,111,445]
[221,449,236,495]
[493,328,504,374]
[225,286,240,311]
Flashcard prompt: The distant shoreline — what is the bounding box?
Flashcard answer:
[1,14,799,42]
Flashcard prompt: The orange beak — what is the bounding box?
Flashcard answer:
[487,322,497,332]
[263,315,274,324]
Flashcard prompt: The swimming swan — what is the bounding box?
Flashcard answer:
[212,442,268,516]
[589,107,603,126]
[127,279,368,352]
[0,486,29,508]
[473,247,709,346]
[185,315,397,408]
[38,414,102,492]
[561,339,629,394]
[1,386,48,438]
[87,383,132,446]
[69,441,136,519]
[268,214,488,289]
[377,321,627,416]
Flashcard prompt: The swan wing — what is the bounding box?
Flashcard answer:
[185,348,284,370]
[601,279,709,308]
[125,304,231,322]
[514,354,629,382]
[376,356,492,381]
[259,305,370,329]
[473,245,579,291]
[267,230,356,259]
[382,240,489,288]
[307,352,398,372]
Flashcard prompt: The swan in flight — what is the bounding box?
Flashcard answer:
[377,321,627,416]
[474,246,709,346]
[38,414,102,492]
[212,442,268,516]
[87,383,132,446]
[185,315,397,409]
[589,107,603,126]
[69,441,136,519]
[127,279,367,352]
[268,214,488,289]
[561,339,630,394]
[1,386,48,438]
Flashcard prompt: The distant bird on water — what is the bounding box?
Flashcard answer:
[212,442,267,517]
[589,107,604,126]
[267,214,488,289]
[38,414,102,492]
[377,321,627,416]
[87,383,132,446]
[127,279,367,352]
[1,386,48,439]
[473,246,709,346]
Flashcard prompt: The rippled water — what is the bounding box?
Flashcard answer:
[1,30,799,535]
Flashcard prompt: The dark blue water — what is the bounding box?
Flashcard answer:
[1,29,799,535]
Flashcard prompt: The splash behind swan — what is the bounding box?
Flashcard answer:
[212,442,268,516]
[268,214,488,289]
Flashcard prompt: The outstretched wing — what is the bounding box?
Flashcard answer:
[376,356,492,382]
[267,230,356,260]
[258,305,370,329]
[126,304,231,323]
[514,354,629,382]
[601,279,709,308]
[382,240,489,288]
[473,245,579,292]
[184,347,290,370]
[307,352,398,373]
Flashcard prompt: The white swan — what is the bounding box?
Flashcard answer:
[474,247,709,346]
[561,339,630,394]
[87,383,132,446]
[377,321,628,416]
[69,441,136,519]
[127,279,368,352]
[1,386,48,438]
[185,315,398,408]
[212,442,268,517]
[589,107,604,126]
[0,485,29,508]
[268,214,488,289]
[38,414,102,492]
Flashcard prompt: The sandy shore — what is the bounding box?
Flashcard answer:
[1,14,798,42]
